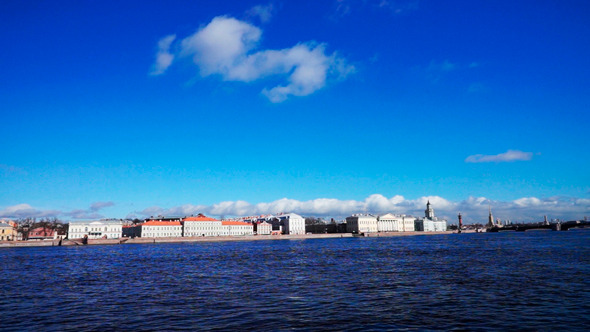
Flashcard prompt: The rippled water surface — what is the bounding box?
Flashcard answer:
[1,230,589,331]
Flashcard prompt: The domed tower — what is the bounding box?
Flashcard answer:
[425,200,435,220]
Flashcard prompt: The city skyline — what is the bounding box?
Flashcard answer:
[1,1,589,222]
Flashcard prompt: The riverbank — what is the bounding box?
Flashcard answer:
[0,231,458,248]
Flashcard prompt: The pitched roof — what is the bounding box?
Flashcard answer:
[221,221,252,226]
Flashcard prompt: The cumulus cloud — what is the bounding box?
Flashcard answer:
[150,34,176,75]
[152,16,354,102]
[3,195,588,223]
[465,150,534,163]
[134,194,589,223]
[0,204,60,218]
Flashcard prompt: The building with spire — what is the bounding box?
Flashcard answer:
[487,206,495,228]
[415,201,447,232]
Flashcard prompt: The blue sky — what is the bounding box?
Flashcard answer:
[1,0,589,222]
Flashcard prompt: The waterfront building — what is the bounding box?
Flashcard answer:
[487,207,496,228]
[221,221,254,236]
[415,201,447,232]
[139,221,183,238]
[346,214,378,234]
[182,214,254,237]
[183,214,225,237]
[0,222,16,241]
[122,224,140,238]
[27,227,57,240]
[276,213,306,235]
[68,220,123,239]
[255,221,272,235]
[377,214,417,232]
[377,213,398,232]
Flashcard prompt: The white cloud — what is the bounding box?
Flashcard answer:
[246,4,275,23]
[150,34,176,75]
[465,150,534,163]
[134,194,590,223]
[0,204,60,218]
[64,201,116,219]
[0,201,116,220]
[4,194,588,223]
[90,201,115,211]
[64,210,104,220]
[152,16,353,102]
[513,197,542,207]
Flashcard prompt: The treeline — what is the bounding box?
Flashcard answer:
[14,217,68,239]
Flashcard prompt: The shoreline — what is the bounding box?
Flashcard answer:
[0,231,461,248]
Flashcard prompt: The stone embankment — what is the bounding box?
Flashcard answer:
[0,231,454,248]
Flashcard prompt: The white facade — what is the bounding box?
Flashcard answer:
[182,215,253,237]
[140,221,183,238]
[346,215,378,233]
[401,216,416,232]
[278,213,306,235]
[69,220,122,239]
[377,214,416,232]
[222,221,254,236]
[256,222,272,235]
[184,217,224,237]
[377,213,400,232]
[422,219,447,232]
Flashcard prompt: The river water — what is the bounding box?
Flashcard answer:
[1,230,589,331]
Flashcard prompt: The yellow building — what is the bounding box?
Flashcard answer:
[0,222,17,241]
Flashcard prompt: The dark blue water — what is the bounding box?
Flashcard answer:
[1,230,589,331]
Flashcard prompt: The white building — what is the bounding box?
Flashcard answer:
[256,221,272,235]
[277,213,306,235]
[415,201,447,232]
[182,214,253,237]
[346,214,378,234]
[183,215,224,237]
[221,221,254,236]
[139,221,183,238]
[68,220,123,239]
[377,214,416,232]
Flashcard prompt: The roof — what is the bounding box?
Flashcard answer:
[221,221,252,226]
[184,215,219,222]
[0,223,13,228]
[142,221,182,226]
[277,213,303,219]
[69,220,123,225]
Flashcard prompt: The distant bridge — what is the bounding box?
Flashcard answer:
[487,220,590,232]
